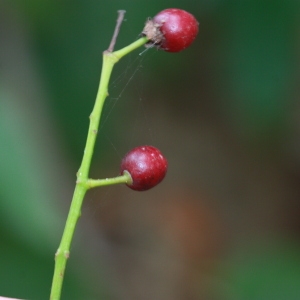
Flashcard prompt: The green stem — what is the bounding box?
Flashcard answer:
[49,36,148,300]
[113,36,148,59]
[85,171,132,189]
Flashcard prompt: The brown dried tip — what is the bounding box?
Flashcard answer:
[142,19,165,49]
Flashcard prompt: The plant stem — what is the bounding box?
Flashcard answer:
[85,172,132,189]
[50,35,148,300]
[107,10,126,52]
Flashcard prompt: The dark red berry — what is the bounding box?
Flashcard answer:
[142,8,199,52]
[120,145,168,191]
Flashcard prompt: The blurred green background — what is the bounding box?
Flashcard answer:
[1,0,300,299]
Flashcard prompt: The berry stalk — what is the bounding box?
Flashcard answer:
[49,13,148,300]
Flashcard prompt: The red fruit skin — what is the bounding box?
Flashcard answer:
[120,145,168,191]
[152,8,199,52]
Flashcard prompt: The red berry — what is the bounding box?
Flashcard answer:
[120,145,168,191]
[142,8,199,52]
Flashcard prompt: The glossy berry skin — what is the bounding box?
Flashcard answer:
[120,145,168,191]
[143,8,199,52]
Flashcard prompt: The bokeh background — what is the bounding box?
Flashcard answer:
[1,0,300,299]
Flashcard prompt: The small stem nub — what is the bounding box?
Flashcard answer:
[107,10,126,52]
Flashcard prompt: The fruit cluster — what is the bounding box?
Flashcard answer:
[120,8,198,191]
